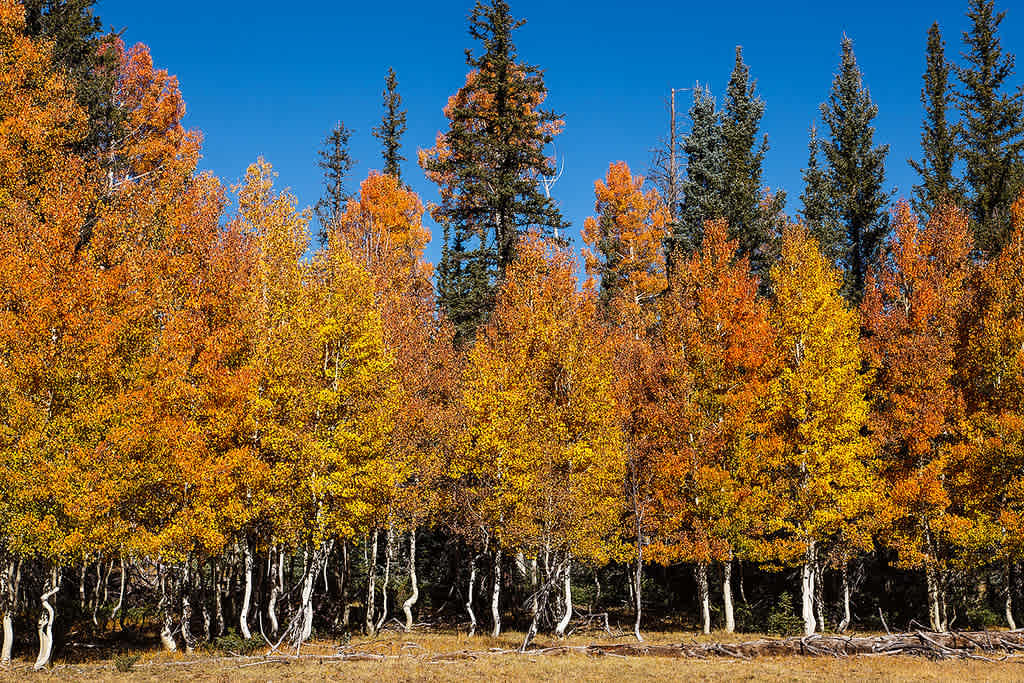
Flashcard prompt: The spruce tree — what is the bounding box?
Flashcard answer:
[22,0,120,154]
[911,23,964,219]
[421,0,567,342]
[669,84,723,265]
[315,122,356,246]
[800,124,845,267]
[956,0,1024,254]
[372,67,407,180]
[815,36,892,302]
[720,46,782,278]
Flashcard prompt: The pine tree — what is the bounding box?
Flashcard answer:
[669,84,723,265]
[420,0,567,343]
[720,46,780,278]
[315,121,356,246]
[816,36,892,302]
[911,23,964,219]
[21,0,120,154]
[956,0,1024,254]
[372,67,407,179]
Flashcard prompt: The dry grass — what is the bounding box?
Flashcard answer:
[5,630,1024,681]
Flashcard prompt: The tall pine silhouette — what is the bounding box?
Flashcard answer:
[372,67,407,180]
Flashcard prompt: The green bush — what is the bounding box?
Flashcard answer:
[765,593,804,637]
[214,628,263,655]
[113,653,140,673]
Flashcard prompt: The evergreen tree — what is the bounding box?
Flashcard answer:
[668,84,723,266]
[315,122,356,247]
[372,67,407,179]
[421,0,567,343]
[911,23,964,219]
[956,0,1024,254]
[21,0,120,154]
[801,124,845,267]
[815,36,892,302]
[720,46,781,278]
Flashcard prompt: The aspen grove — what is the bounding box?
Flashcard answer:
[5,0,1024,670]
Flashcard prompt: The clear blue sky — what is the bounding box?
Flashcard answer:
[95,0,1023,267]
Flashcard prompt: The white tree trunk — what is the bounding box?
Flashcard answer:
[801,541,817,636]
[240,540,253,640]
[1,558,19,665]
[723,557,735,633]
[491,549,502,637]
[837,559,852,633]
[633,528,644,642]
[297,543,328,646]
[375,525,393,633]
[34,566,60,670]
[402,531,419,632]
[926,564,947,631]
[365,531,378,636]
[267,547,282,636]
[1006,562,1017,630]
[697,562,710,634]
[555,558,572,637]
[466,554,478,637]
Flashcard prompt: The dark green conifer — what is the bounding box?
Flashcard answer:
[911,23,964,219]
[815,36,892,302]
[422,0,566,343]
[315,122,356,246]
[372,67,407,180]
[956,0,1024,254]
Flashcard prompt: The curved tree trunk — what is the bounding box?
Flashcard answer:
[181,561,195,653]
[491,549,502,637]
[697,562,711,634]
[2,558,21,665]
[402,531,419,632]
[926,564,947,632]
[240,540,254,640]
[555,558,573,637]
[466,553,478,637]
[723,555,735,633]
[801,541,817,636]
[520,556,564,652]
[33,566,60,671]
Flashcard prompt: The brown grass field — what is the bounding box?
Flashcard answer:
[5,630,1024,681]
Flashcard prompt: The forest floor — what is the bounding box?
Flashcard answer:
[5,629,1024,681]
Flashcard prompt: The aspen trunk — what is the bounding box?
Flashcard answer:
[723,556,735,633]
[634,529,644,642]
[297,543,328,646]
[555,558,572,637]
[926,564,947,631]
[181,562,195,653]
[267,547,282,636]
[240,540,253,640]
[158,566,177,653]
[365,531,378,636]
[466,554,478,637]
[402,531,419,632]
[491,549,502,637]
[521,556,565,652]
[838,559,852,633]
[1006,562,1017,631]
[2,558,20,665]
[801,541,817,636]
[341,542,352,628]
[213,562,225,638]
[33,566,60,671]
[697,562,710,634]
[375,525,393,632]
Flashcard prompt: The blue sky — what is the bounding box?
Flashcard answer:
[95,0,1024,267]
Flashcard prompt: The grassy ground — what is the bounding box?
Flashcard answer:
[6,630,1024,681]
